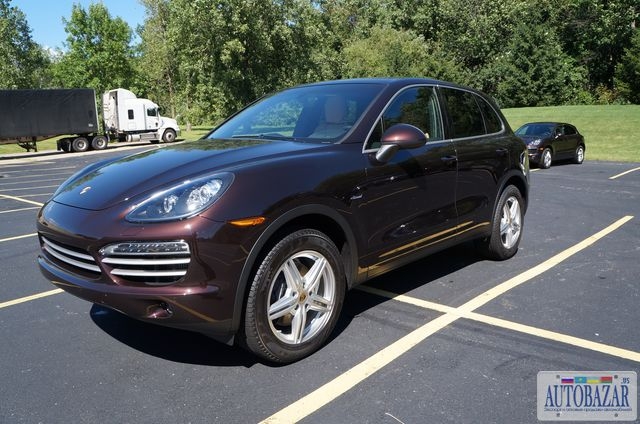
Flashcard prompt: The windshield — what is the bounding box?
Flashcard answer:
[207,83,384,143]
[515,123,555,137]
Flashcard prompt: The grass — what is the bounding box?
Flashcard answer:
[503,105,640,163]
[0,125,214,155]
[2,107,638,162]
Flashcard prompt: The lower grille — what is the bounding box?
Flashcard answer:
[41,236,101,275]
[99,241,191,286]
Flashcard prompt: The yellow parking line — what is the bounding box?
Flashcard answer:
[359,286,640,363]
[261,215,633,424]
[0,233,37,243]
[609,166,640,180]
[0,193,44,207]
[0,289,64,309]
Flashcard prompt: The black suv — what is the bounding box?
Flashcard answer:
[38,78,530,363]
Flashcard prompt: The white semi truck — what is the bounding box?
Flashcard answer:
[0,88,180,153]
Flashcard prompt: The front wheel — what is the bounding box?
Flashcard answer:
[162,128,177,143]
[539,148,552,169]
[478,185,524,260]
[573,145,585,164]
[241,229,346,363]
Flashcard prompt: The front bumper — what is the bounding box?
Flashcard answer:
[528,148,542,164]
[36,200,255,341]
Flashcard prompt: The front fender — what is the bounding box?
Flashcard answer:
[230,203,360,334]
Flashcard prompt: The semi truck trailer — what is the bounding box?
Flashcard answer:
[0,88,180,153]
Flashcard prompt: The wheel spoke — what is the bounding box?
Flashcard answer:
[291,305,307,343]
[303,256,327,293]
[308,293,332,313]
[509,200,519,220]
[268,294,298,321]
[282,258,304,291]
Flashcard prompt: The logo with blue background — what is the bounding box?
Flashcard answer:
[538,371,637,421]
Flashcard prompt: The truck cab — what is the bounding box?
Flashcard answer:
[103,88,180,143]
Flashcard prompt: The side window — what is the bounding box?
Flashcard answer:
[367,86,442,149]
[564,125,576,135]
[128,109,134,120]
[441,88,484,139]
[146,107,157,117]
[477,96,503,134]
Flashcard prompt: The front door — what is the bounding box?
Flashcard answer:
[356,86,458,277]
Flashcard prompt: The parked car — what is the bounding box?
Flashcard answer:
[515,122,585,169]
[38,78,529,363]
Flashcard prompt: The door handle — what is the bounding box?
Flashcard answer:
[440,155,457,166]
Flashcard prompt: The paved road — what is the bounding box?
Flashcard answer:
[1,147,638,423]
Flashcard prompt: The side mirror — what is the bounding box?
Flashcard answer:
[375,124,428,163]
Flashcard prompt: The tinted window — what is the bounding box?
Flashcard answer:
[564,125,577,135]
[441,88,484,139]
[367,86,442,149]
[128,109,134,120]
[147,107,157,117]
[478,97,502,134]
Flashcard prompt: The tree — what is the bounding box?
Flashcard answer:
[559,0,639,92]
[493,20,588,107]
[52,3,138,97]
[616,29,640,103]
[342,25,468,83]
[157,0,334,125]
[138,0,178,118]
[0,0,50,88]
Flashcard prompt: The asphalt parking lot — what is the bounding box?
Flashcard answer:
[1,146,638,423]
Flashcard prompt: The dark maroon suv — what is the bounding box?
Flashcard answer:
[38,78,529,363]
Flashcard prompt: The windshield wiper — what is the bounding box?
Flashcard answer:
[231,133,291,140]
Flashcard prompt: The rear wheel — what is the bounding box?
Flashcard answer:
[573,145,585,164]
[241,229,346,363]
[71,137,89,152]
[540,148,552,169]
[91,135,108,150]
[478,185,524,260]
[162,128,177,143]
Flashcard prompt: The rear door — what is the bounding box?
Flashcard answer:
[358,85,458,277]
[439,87,510,239]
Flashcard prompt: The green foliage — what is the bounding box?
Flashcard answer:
[4,0,640,133]
[558,0,638,91]
[616,30,640,104]
[51,3,138,97]
[493,19,588,107]
[0,0,50,88]
[342,25,468,83]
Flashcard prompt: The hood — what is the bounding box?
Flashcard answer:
[53,139,320,211]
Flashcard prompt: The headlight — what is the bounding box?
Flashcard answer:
[528,139,542,147]
[126,172,234,222]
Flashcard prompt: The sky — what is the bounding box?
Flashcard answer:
[11,0,147,51]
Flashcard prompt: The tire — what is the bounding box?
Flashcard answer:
[241,229,346,363]
[58,138,71,153]
[162,128,177,143]
[573,145,585,164]
[71,137,89,152]
[91,135,108,150]
[478,185,524,260]
[539,148,552,169]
